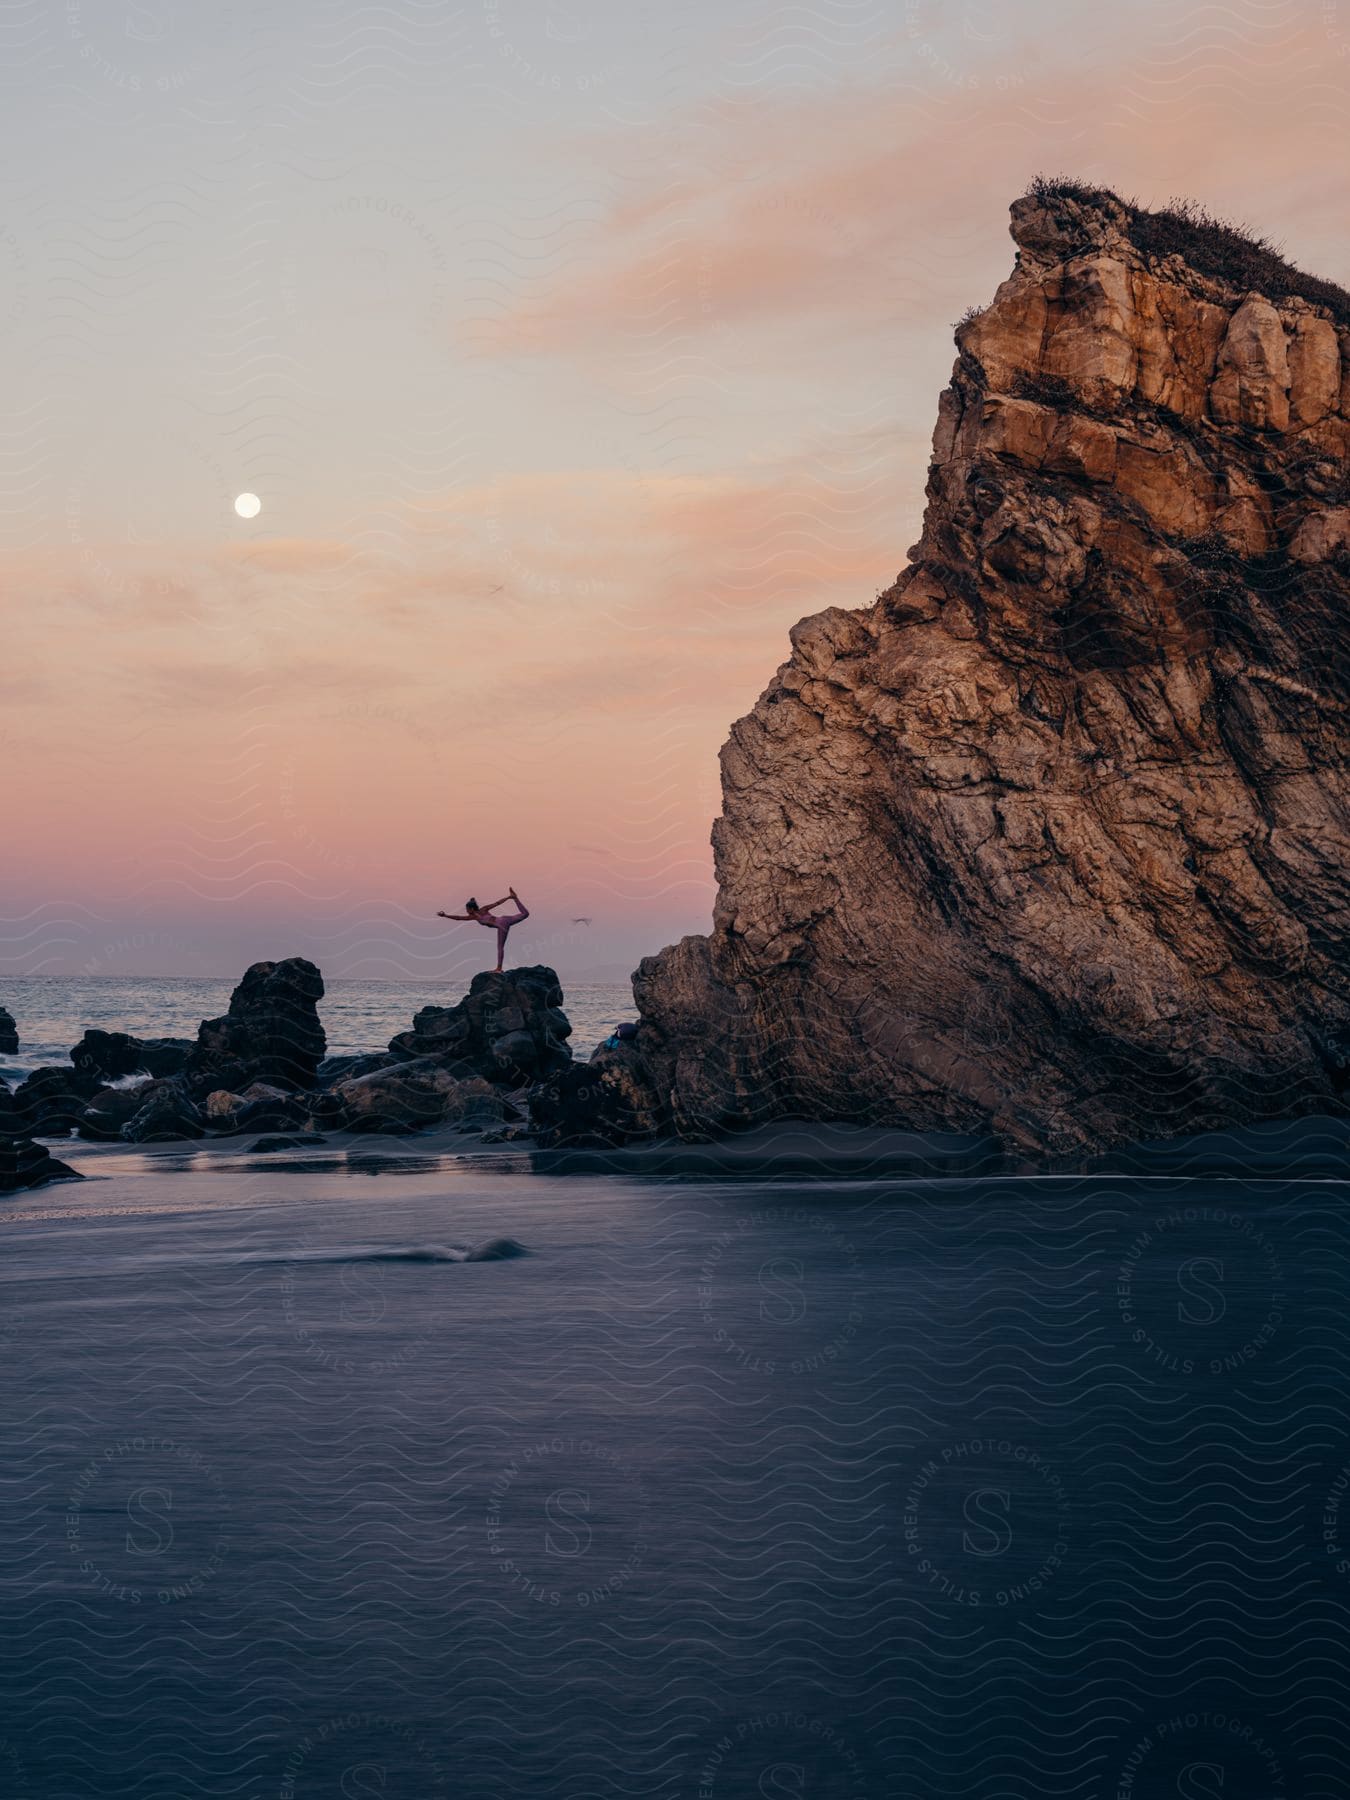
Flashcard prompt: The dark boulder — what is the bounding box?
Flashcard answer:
[0,1081,22,1139]
[303,1088,346,1126]
[0,1007,17,1056]
[71,1030,192,1081]
[201,1084,311,1135]
[184,958,326,1091]
[121,1085,205,1143]
[388,967,571,1087]
[248,1133,326,1153]
[0,1135,83,1193]
[138,1038,194,1076]
[388,1010,472,1062]
[77,1081,167,1141]
[338,967,575,1134]
[180,1051,254,1103]
[232,1095,311,1134]
[315,1051,397,1088]
[70,1030,141,1080]
[13,1066,105,1137]
[531,1041,666,1149]
[329,1061,505,1133]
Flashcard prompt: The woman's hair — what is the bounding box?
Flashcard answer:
[465,897,479,913]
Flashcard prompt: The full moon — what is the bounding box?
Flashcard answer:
[233,492,261,519]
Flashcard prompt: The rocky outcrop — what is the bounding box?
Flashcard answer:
[71,1030,192,1082]
[197,1083,311,1136]
[326,1063,505,1133]
[634,184,1350,1160]
[12,1066,104,1137]
[23,965,576,1144]
[75,1074,308,1143]
[183,959,326,1093]
[306,968,570,1133]
[77,1082,162,1141]
[531,1042,666,1148]
[387,967,572,1085]
[0,1008,17,1056]
[0,1082,83,1189]
[121,1089,205,1144]
[315,1051,397,1087]
[0,1135,83,1192]
[301,968,573,1134]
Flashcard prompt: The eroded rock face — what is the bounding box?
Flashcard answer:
[184,958,326,1092]
[387,967,572,1086]
[0,1008,17,1056]
[634,189,1350,1159]
[530,1042,665,1149]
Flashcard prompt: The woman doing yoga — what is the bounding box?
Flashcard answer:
[437,888,530,972]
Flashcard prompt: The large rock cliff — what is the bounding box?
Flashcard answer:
[633,184,1350,1159]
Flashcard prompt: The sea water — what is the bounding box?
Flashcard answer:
[0,975,634,1082]
[0,1127,1347,1798]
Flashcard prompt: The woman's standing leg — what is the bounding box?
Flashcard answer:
[498,900,527,969]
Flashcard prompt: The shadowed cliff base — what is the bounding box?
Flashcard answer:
[631,183,1350,1162]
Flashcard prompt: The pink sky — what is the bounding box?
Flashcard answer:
[5,2,1349,980]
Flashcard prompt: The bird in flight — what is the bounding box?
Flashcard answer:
[572,917,592,926]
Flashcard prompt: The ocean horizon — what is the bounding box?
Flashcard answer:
[6,2,1350,1790]
[0,974,635,1084]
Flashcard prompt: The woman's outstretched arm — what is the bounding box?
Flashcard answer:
[482,893,512,911]
[437,909,470,920]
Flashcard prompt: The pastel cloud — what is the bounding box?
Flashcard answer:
[4,446,907,934]
[217,538,367,576]
[485,21,1350,355]
[12,2,1350,977]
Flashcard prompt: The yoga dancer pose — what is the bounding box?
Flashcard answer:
[438,888,530,972]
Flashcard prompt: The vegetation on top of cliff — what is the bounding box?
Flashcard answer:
[1026,176,1350,326]
[1011,371,1087,410]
